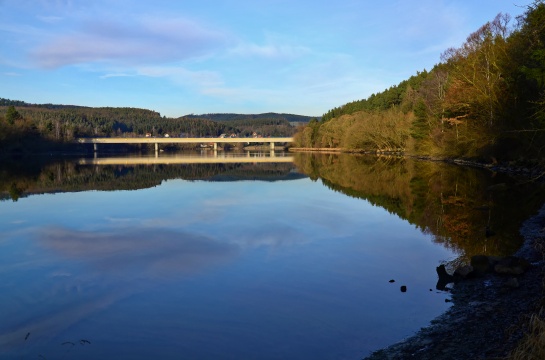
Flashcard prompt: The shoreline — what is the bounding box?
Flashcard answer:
[289,147,545,358]
[289,147,545,179]
[364,205,545,359]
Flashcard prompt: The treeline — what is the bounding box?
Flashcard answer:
[216,118,296,137]
[0,97,85,109]
[296,1,545,160]
[0,101,303,153]
[183,112,315,123]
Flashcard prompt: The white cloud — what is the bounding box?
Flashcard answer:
[36,15,63,23]
[30,17,228,68]
[99,73,136,79]
[229,42,310,60]
[137,65,224,89]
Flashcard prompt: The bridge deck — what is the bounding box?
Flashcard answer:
[77,137,293,144]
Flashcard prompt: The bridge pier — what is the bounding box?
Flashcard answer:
[213,143,217,151]
[94,143,98,152]
[270,142,275,150]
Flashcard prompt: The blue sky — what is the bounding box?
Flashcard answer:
[0,0,527,117]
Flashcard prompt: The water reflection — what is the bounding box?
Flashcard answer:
[0,152,303,201]
[1,152,543,359]
[81,150,294,165]
[293,153,545,261]
[38,227,239,277]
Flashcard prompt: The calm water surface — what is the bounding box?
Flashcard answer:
[0,152,541,359]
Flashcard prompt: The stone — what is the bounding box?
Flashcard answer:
[389,279,395,283]
[504,277,520,288]
[494,256,530,275]
[487,256,504,266]
[400,285,407,292]
[436,264,455,290]
[470,255,492,275]
[454,265,474,279]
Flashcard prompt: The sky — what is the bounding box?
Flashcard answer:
[0,0,528,118]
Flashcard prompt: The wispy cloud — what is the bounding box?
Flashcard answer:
[30,17,228,68]
[229,42,310,60]
[99,72,136,79]
[36,15,63,23]
[137,65,224,89]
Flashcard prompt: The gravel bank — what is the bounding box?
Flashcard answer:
[364,204,545,360]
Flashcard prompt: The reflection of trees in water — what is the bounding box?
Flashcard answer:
[293,153,545,260]
[0,158,300,201]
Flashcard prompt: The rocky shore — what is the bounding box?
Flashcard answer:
[364,205,545,360]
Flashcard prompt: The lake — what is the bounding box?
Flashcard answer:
[0,151,543,359]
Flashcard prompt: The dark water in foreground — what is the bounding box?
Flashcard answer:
[0,152,543,359]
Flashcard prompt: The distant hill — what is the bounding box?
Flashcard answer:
[0,99,318,123]
[0,97,86,110]
[0,98,304,150]
[182,112,318,123]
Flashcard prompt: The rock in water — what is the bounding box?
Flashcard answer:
[436,264,455,290]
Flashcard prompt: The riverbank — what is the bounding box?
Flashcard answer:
[289,147,545,359]
[288,147,403,154]
[363,202,545,359]
[290,147,545,179]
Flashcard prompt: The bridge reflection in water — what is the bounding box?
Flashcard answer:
[79,151,294,165]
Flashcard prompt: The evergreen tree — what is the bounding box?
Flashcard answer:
[5,106,21,125]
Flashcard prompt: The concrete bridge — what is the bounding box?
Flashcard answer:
[77,137,294,152]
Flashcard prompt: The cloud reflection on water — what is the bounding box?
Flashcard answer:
[38,226,240,278]
[0,226,241,351]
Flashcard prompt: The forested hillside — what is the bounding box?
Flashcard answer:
[295,1,545,161]
[183,112,315,123]
[0,99,304,152]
